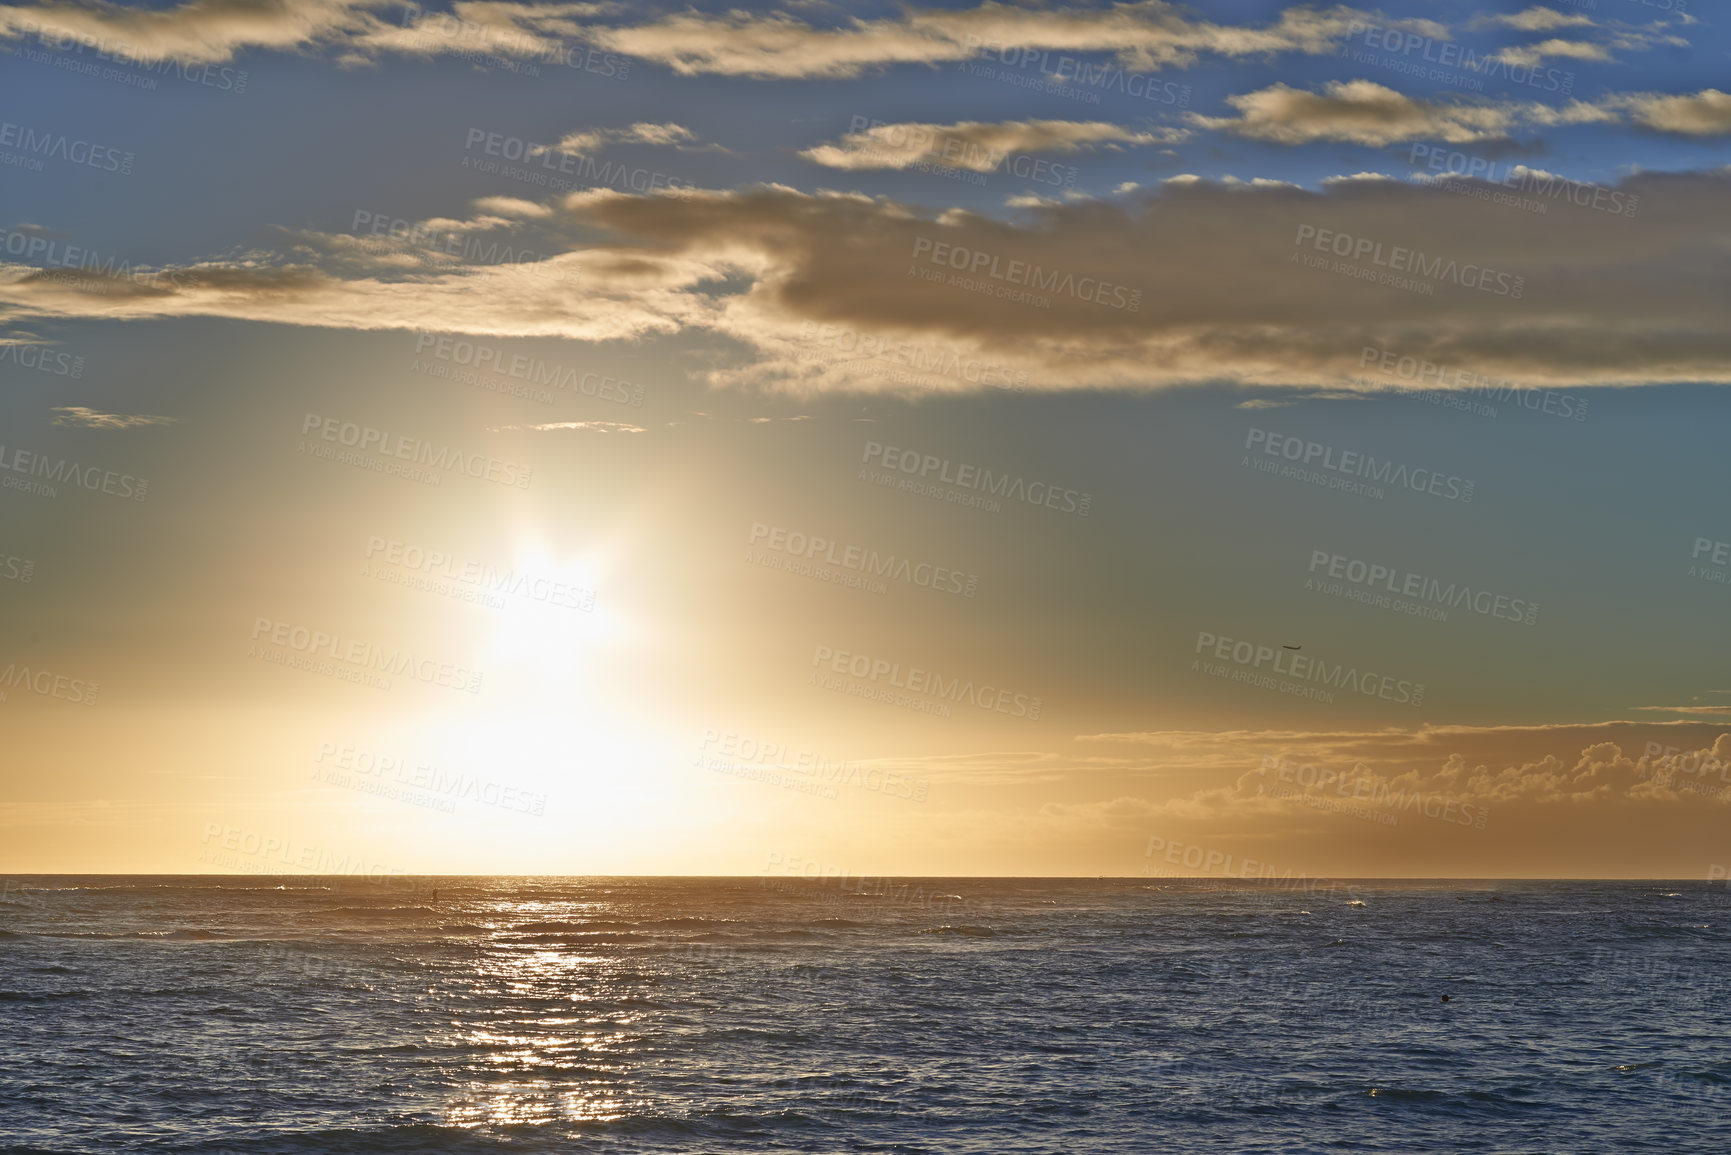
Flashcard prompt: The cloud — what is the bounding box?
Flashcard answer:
[1077,725,1731,830]
[488,420,646,433]
[881,723,1731,875]
[0,0,1404,76]
[1493,38,1612,67]
[0,0,613,66]
[1193,81,1531,145]
[0,0,377,65]
[1618,89,1731,136]
[470,196,553,219]
[7,171,1731,394]
[50,406,176,428]
[346,1,611,64]
[801,119,1186,172]
[1471,7,1685,66]
[549,122,697,156]
[1194,82,1731,144]
[1072,722,1731,810]
[585,2,1421,79]
[1477,7,1597,32]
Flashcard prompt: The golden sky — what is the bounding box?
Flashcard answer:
[3,0,1729,877]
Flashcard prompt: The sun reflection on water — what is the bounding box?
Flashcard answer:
[435,909,651,1130]
[443,1081,638,1126]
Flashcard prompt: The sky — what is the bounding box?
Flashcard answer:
[2,0,1730,879]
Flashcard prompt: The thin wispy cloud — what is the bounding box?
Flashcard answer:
[548,122,698,156]
[1194,82,1731,144]
[50,406,177,429]
[488,420,647,433]
[801,120,1187,172]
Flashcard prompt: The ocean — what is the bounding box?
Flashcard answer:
[2,877,1728,1153]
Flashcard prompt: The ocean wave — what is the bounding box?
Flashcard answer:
[5,893,334,900]
[155,928,231,941]
[502,931,650,944]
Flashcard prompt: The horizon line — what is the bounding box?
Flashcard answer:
[2,873,1722,882]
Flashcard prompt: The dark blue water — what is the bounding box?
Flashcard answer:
[2,876,1727,1153]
